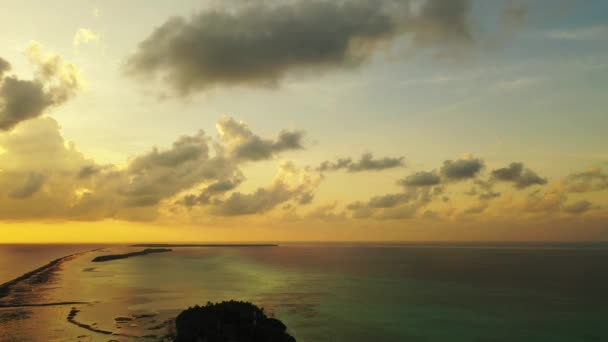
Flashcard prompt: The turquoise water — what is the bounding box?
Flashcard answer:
[1,243,608,341]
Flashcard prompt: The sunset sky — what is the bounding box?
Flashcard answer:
[1,0,607,242]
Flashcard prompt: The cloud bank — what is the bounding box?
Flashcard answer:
[126,0,474,94]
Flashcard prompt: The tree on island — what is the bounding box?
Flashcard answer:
[173,301,296,342]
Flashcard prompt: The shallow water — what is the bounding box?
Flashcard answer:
[1,243,608,341]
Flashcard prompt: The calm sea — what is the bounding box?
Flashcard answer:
[1,242,608,341]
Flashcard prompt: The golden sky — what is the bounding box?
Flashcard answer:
[1,0,607,242]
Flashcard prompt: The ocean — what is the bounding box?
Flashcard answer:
[1,242,608,341]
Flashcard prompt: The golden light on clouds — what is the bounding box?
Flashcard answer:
[0,0,607,242]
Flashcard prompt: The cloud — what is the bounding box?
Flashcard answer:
[562,200,594,214]
[217,117,304,161]
[0,58,9,78]
[203,162,320,216]
[479,191,501,200]
[463,201,488,215]
[0,118,95,219]
[522,188,565,214]
[547,25,608,41]
[73,28,100,47]
[440,156,483,181]
[399,170,440,187]
[346,186,438,220]
[180,177,244,206]
[77,165,102,179]
[318,153,403,172]
[0,42,83,131]
[0,116,308,221]
[564,167,608,193]
[9,172,47,199]
[121,130,236,207]
[491,162,547,189]
[126,0,474,94]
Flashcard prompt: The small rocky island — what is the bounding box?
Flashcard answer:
[91,248,172,262]
[173,301,295,342]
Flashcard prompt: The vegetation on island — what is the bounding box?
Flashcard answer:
[173,301,295,342]
[91,248,172,262]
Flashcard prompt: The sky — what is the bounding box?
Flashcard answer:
[0,0,607,243]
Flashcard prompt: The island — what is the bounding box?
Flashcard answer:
[172,301,295,342]
[91,248,172,262]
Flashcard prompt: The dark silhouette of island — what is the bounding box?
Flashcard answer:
[91,248,172,262]
[173,301,295,342]
[131,244,278,248]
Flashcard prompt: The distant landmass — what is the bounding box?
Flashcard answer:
[91,248,172,262]
[131,244,279,248]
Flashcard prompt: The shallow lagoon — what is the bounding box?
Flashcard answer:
[1,243,608,341]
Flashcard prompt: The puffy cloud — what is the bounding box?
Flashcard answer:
[203,162,320,216]
[77,165,103,179]
[0,42,83,130]
[0,116,309,221]
[462,202,488,215]
[491,162,547,189]
[0,58,9,78]
[346,186,438,220]
[217,117,304,161]
[318,153,403,172]
[0,118,94,219]
[564,167,608,193]
[120,130,237,208]
[440,156,483,181]
[366,193,413,208]
[126,0,474,94]
[522,189,565,214]
[180,177,244,206]
[562,200,594,214]
[9,172,47,199]
[399,170,440,187]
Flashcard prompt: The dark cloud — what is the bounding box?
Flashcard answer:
[366,193,412,208]
[210,185,296,216]
[564,168,608,193]
[181,177,244,206]
[562,200,594,214]
[121,130,235,207]
[440,157,484,181]
[126,0,474,94]
[463,202,488,215]
[77,165,102,179]
[0,57,10,78]
[479,191,501,200]
[217,117,304,161]
[491,162,547,189]
[0,44,82,131]
[347,186,439,220]
[318,153,403,172]
[173,160,320,216]
[0,77,51,131]
[399,171,440,187]
[9,172,46,199]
